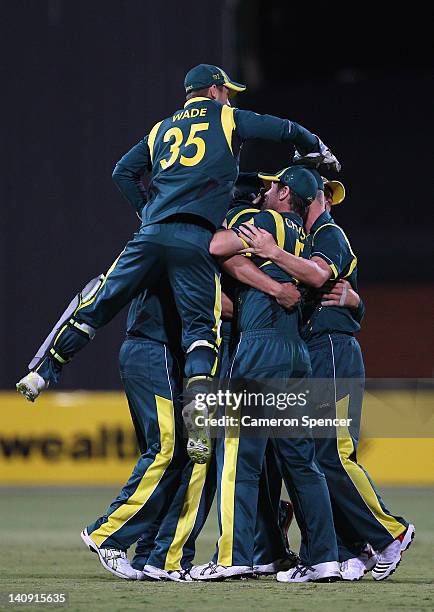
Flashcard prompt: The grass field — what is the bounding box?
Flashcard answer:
[1,487,433,611]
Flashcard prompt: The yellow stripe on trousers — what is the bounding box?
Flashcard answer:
[217,402,241,566]
[336,394,405,539]
[211,272,222,376]
[217,437,240,566]
[77,251,123,311]
[90,394,175,547]
[164,462,209,570]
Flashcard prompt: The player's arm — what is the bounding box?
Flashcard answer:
[211,208,280,258]
[217,210,301,309]
[112,136,151,215]
[221,290,234,320]
[321,279,360,308]
[233,110,339,169]
[321,280,365,321]
[221,255,300,310]
[209,228,246,258]
[210,228,296,300]
[353,297,365,322]
[239,224,332,288]
[234,109,317,155]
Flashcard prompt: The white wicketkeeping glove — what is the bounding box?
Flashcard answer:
[293,136,341,172]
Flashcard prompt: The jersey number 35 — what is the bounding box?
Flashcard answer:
[160,123,209,169]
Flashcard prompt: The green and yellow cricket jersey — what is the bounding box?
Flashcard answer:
[220,201,262,343]
[225,202,259,231]
[302,210,361,339]
[230,208,307,340]
[112,97,319,229]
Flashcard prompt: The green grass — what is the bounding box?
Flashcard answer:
[0,487,433,611]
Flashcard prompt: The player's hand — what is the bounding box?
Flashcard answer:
[293,136,341,172]
[238,224,279,259]
[321,279,360,308]
[274,282,301,310]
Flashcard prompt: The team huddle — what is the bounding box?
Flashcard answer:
[17,64,414,584]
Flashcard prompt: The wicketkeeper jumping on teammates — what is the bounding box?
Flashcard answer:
[17,63,340,465]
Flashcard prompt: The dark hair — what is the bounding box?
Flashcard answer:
[277,183,309,219]
[186,84,224,100]
[290,189,309,218]
[324,185,333,200]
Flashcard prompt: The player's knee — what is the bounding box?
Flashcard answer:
[185,341,218,379]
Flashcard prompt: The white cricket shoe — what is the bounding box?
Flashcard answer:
[139,564,170,581]
[80,528,141,580]
[182,399,212,464]
[372,524,415,581]
[139,564,195,582]
[276,561,341,583]
[253,556,298,576]
[167,568,194,582]
[340,544,377,581]
[16,372,48,402]
[190,562,253,581]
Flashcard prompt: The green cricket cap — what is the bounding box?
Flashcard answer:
[184,64,246,97]
[258,166,318,203]
[307,169,324,191]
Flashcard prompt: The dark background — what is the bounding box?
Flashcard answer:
[1,0,433,389]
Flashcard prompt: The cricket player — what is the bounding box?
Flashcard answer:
[239,171,415,581]
[21,178,298,583]
[191,166,341,583]
[211,174,300,577]
[141,174,304,581]
[82,282,214,583]
[127,296,297,580]
[68,278,214,582]
[220,171,301,370]
[140,176,301,580]
[79,282,192,581]
[16,63,339,466]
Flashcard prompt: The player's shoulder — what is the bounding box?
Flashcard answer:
[254,209,299,249]
[255,209,281,220]
[254,208,283,226]
[312,217,355,256]
[226,204,259,229]
[251,209,283,236]
[312,213,342,239]
[314,219,349,243]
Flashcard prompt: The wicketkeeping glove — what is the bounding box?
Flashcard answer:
[293,136,341,172]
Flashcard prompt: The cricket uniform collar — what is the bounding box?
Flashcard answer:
[184,97,211,108]
[310,210,334,234]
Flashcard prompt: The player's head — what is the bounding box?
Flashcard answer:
[184,64,246,106]
[322,177,346,211]
[258,166,318,220]
[306,168,326,209]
